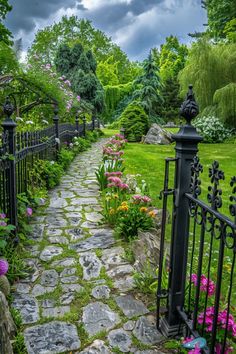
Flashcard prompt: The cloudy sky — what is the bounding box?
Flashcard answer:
[5,0,207,61]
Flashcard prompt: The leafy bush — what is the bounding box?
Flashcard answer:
[58,148,75,170]
[31,159,63,189]
[119,102,149,142]
[73,136,91,152]
[193,116,232,143]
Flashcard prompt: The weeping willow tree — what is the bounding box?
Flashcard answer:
[179,39,236,127]
[103,83,132,123]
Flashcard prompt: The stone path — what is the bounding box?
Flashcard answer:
[12,139,165,354]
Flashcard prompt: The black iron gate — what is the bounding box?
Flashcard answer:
[157,86,236,354]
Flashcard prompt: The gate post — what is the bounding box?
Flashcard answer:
[53,103,59,159]
[2,97,18,228]
[160,85,202,336]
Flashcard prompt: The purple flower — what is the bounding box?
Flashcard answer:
[26,207,33,217]
[0,213,6,219]
[0,259,9,276]
[77,95,81,101]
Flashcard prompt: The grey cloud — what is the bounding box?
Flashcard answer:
[5,0,85,33]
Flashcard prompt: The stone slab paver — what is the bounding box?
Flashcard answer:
[82,301,120,336]
[11,139,163,353]
[24,321,81,353]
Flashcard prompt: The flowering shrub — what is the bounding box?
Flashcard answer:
[193,116,232,143]
[114,199,155,240]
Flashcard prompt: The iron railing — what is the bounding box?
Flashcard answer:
[157,86,236,353]
[0,97,100,228]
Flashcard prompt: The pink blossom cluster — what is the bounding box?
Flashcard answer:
[107,177,129,190]
[191,274,215,296]
[103,147,124,157]
[132,195,152,204]
[215,343,233,354]
[0,213,7,226]
[198,307,236,336]
[104,171,123,177]
[114,133,125,140]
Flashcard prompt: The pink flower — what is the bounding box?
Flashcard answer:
[191,273,198,285]
[0,221,7,226]
[26,207,33,217]
[0,259,9,276]
[142,195,151,203]
[191,274,215,296]
[0,213,6,219]
[77,95,81,101]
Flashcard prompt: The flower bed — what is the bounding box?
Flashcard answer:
[96,133,157,241]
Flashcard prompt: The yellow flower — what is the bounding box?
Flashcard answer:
[106,196,112,201]
[113,194,119,199]
[121,201,128,206]
[109,208,115,215]
[118,205,129,212]
[140,207,148,213]
[148,210,156,218]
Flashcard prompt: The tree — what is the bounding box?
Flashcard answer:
[0,0,13,45]
[178,39,236,127]
[96,56,119,86]
[120,101,149,142]
[28,16,136,84]
[202,0,236,39]
[55,43,105,114]
[154,36,188,122]
[133,50,163,122]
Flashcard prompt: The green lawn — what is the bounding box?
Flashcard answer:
[103,128,236,215]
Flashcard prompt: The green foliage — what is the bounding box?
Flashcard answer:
[133,263,156,294]
[193,116,232,143]
[224,18,236,43]
[0,0,13,45]
[103,83,133,123]
[1,244,28,283]
[31,159,63,189]
[115,203,154,241]
[58,148,75,170]
[158,35,188,82]
[202,0,236,39]
[10,308,27,354]
[0,214,15,251]
[55,42,105,114]
[179,40,236,127]
[161,77,182,123]
[0,42,19,74]
[96,56,119,86]
[133,50,163,121]
[28,16,135,84]
[120,102,149,142]
[72,136,91,152]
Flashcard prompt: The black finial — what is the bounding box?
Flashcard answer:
[53,102,59,115]
[3,96,14,118]
[180,85,199,124]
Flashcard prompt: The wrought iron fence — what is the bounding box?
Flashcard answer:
[157,86,236,353]
[0,97,100,228]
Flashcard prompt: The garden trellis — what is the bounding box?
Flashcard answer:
[157,86,236,353]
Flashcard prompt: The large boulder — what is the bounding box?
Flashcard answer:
[144,124,173,145]
[0,291,16,354]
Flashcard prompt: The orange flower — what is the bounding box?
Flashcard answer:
[148,210,156,218]
[140,207,148,213]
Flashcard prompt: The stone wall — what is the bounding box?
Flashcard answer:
[0,291,16,354]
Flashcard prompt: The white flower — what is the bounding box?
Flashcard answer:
[50,161,55,165]
[16,117,23,122]
[42,120,49,125]
[55,138,60,144]
[26,120,34,125]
